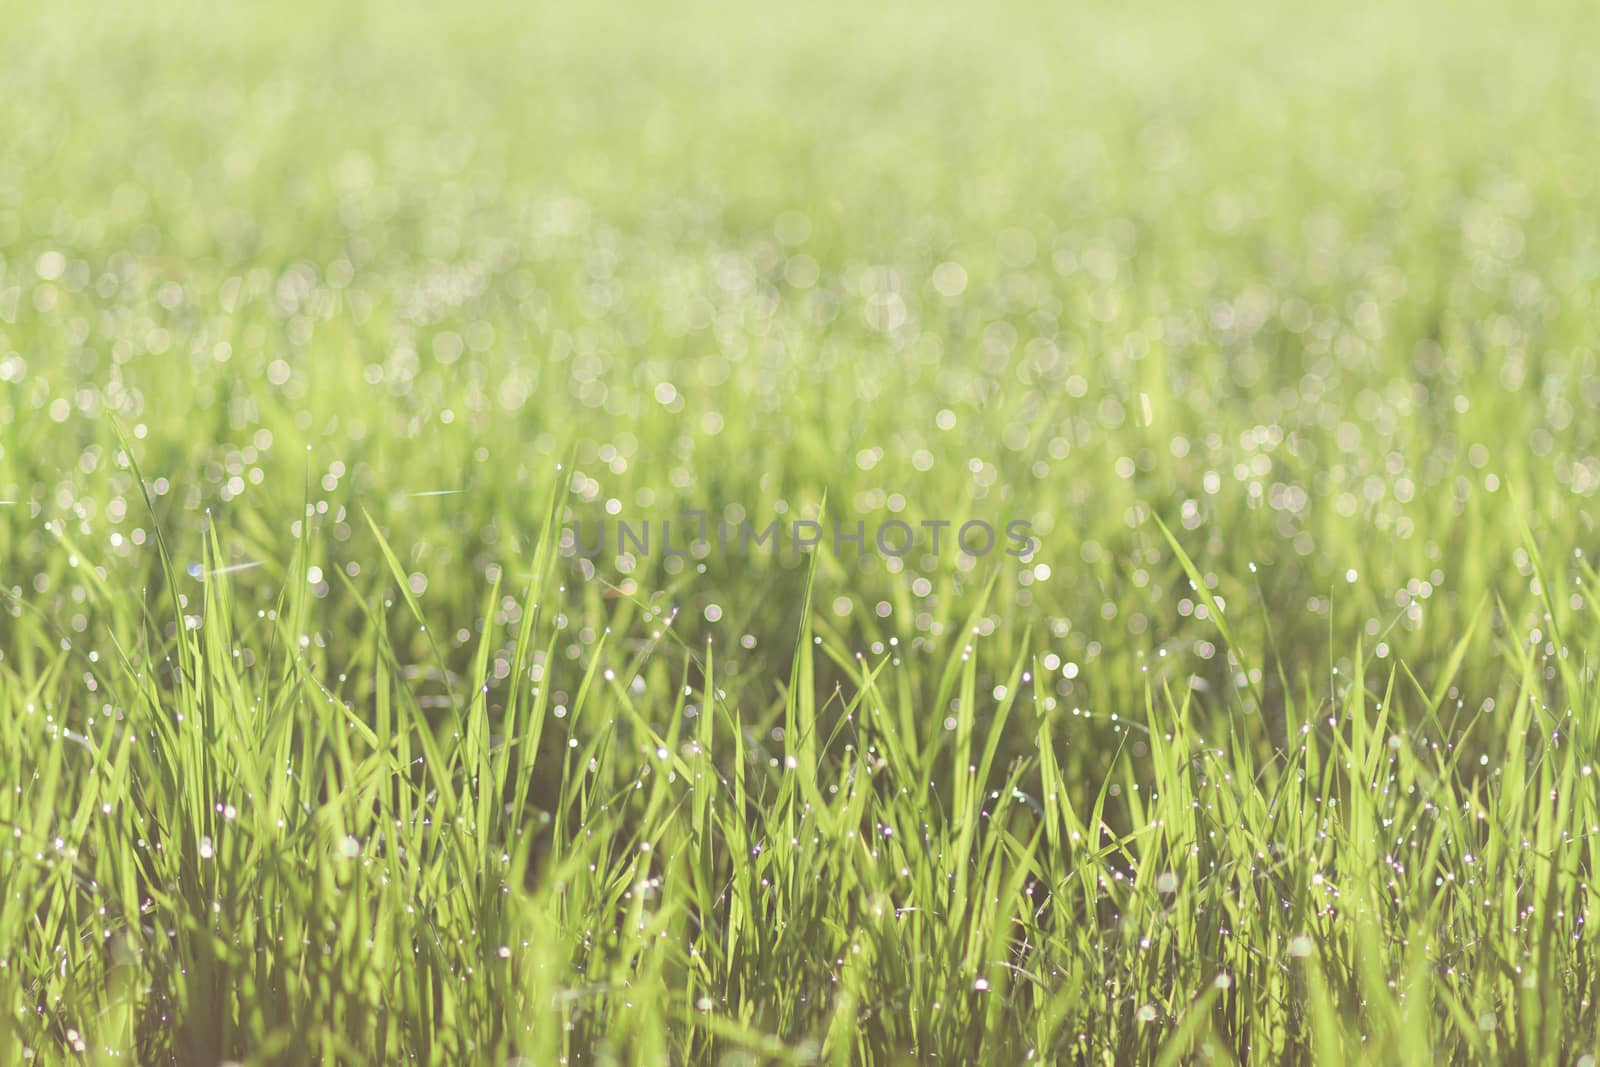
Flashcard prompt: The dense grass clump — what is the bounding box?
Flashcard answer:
[3,0,1600,1062]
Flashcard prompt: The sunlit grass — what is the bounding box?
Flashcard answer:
[2,0,1600,1062]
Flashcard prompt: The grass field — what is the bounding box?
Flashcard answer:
[3,0,1600,1062]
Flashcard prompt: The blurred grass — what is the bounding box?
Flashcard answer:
[2,0,1600,1062]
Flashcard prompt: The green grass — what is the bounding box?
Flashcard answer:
[3,0,1600,1062]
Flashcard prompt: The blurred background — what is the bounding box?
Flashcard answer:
[2,0,1598,736]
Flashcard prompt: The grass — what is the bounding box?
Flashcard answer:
[2,0,1600,1062]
